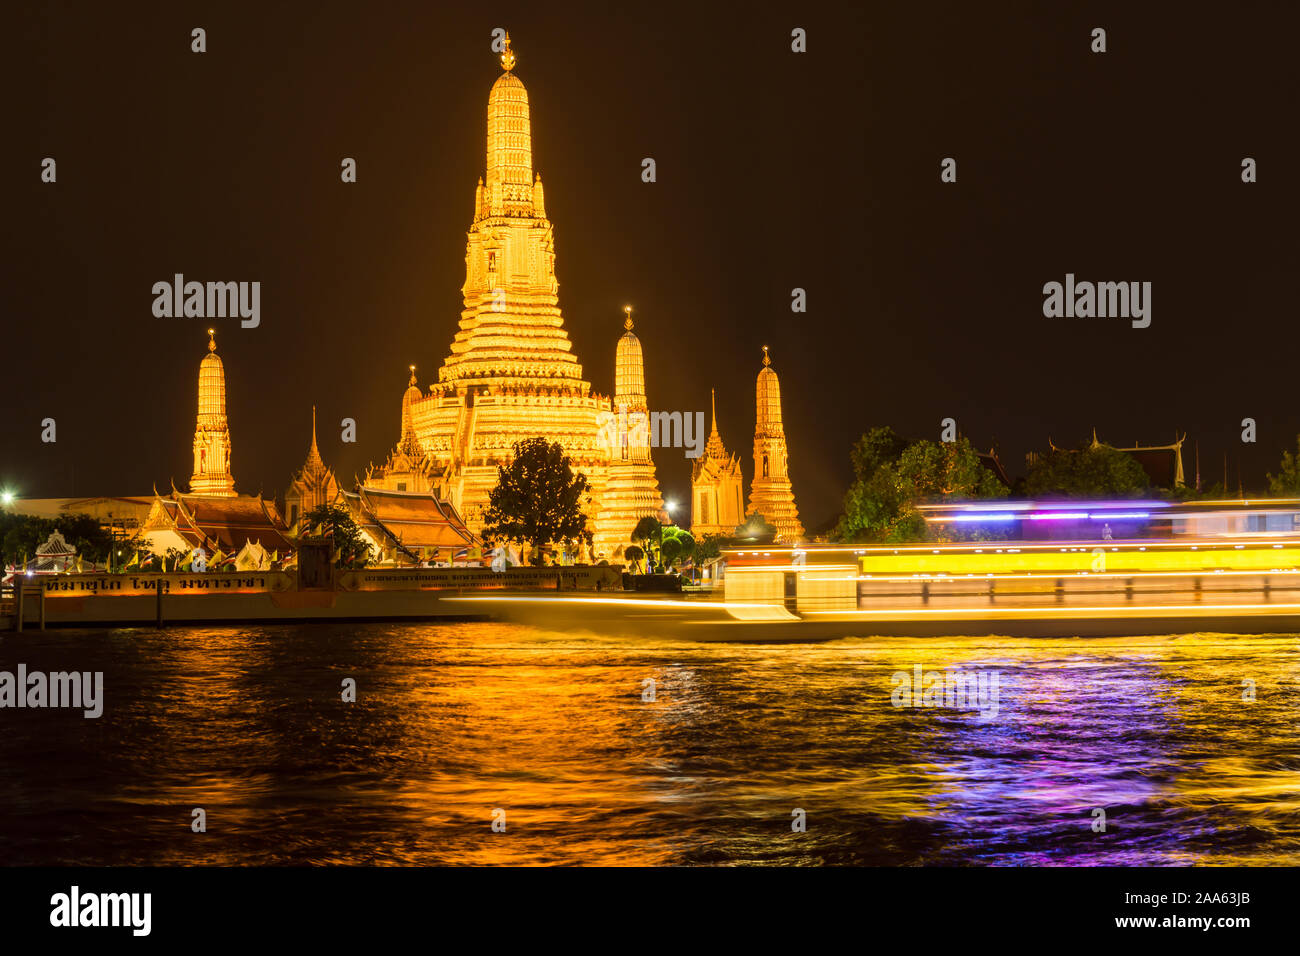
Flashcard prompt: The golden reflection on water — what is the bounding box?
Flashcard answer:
[1,625,1298,865]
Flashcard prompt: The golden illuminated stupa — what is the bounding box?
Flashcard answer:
[402,35,616,542]
[591,307,667,554]
[747,347,804,540]
[691,389,746,536]
[283,406,338,527]
[190,329,236,497]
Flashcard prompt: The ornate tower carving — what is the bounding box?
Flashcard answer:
[691,389,745,536]
[747,347,803,540]
[370,367,441,496]
[593,307,666,556]
[284,405,338,526]
[190,329,236,497]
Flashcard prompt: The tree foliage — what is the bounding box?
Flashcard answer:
[0,510,132,567]
[1025,444,1149,498]
[836,430,1006,543]
[482,438,593,564]
[694,533,723,567]
[1268,435,1300,496]
[302,504,373,568]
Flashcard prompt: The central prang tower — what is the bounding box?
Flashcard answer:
[406,34,614,543]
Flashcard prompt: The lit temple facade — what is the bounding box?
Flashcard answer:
[592,308,668,547]
[378,36,667,558]
[283,406,339,528]
[367,367,441,496]
[141,330,292,563]
[747,347,804,541]
[691,390,746,536]
[190,329,236,497]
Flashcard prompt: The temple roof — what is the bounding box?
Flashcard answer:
[35,529,75,556]
[697,388,740,476]
[289,406,337,495]
[147,489,294,554]
[341,487,478,558]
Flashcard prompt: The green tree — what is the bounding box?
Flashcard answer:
[631,515,664,569]
[659,525,696,576]
[302,504,374,568]
[482,437,594,565]
[836,433,1004,542]
[0,510,137,568]
[850,426,910,482]
[624,544,645,573]
[1025,444,1149,498]
[1268,435,1300,496]
[694,533,722,565]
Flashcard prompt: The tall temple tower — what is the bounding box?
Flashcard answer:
[406,33,612,534]
[190,329,236,497]
[691,389,746,536]
[592,307,666,555]
[747,347,803,540]
[284,406,338,527]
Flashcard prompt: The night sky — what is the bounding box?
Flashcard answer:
[5,1,1298,532]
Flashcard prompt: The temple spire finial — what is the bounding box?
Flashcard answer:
[207,328,216,352]
[711,388,718,435]
[623,305,633,332]
[310,405,319,454]
[409,364,418,387]
[762,344,771,367]
[500,31,516,71]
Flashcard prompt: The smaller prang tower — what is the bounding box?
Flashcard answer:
[746,346,803,540]
[190,329,236,497]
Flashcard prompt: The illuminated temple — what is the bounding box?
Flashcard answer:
[142,331,292,567]
[691,390,746,536]
[377,35,666,558]
[190,330,235,497]
[747,347,804,540]
[592,309,667,545]
[282,406,338,528]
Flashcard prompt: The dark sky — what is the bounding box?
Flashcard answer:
[4,1,1298,532]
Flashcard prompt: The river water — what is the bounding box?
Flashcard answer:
[2,623,1298,865]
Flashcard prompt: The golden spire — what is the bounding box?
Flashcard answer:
[762,344,771,367]
[192,327,235,497]
[305,405,325,471]
[711,388,718,435]
[500,31,516,71]
[484,34,532,195]
[623,305,634,332]
[409,364,417,387]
